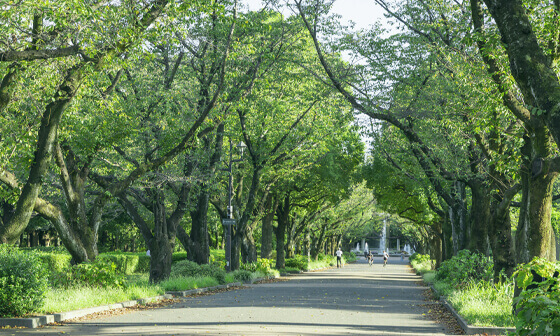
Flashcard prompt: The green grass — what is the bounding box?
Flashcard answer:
[158,276,219,291]
[410,260,515,328]
[447,281,515,327]
[39,284,164,314]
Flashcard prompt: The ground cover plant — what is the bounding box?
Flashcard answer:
[413,251,560,332]
[412,251,514,328]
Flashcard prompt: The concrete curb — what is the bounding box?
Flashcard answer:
[428,285,515,335]
[0,283,242,329]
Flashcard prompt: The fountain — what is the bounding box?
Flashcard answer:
[364,242,368,252]
[356,242,360,252]
[379,217,387,254]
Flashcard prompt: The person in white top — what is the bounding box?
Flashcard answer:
[336,248,343,268]
[383,250,389,267]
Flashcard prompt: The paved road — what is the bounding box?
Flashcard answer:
[2,257,454,335]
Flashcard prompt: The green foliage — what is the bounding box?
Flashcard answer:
[240,258,276,276]
[51,259,127,289]
[170,260,227,284]
[447,280,515,327]
[36,251,72,273]
[435,250,493,287]
[0,245,48,317]
[98,253,145,275]
[513,258,560,335]
[172,252,189,264]
[410,253,433,274]
[231,270,254,283]
[277,267,301,274]
[285,255,309,271]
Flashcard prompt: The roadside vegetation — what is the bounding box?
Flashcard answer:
[0,245,355,317]
[410,251,560,333]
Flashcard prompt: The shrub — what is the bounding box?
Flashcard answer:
[241,258,276,276]
[435,250,493,287]
[410,253,433,274]
[171,260,227,284]
[52,259,126,289]
[285,255,308,271]
[98,253,140,275]
[513,258,560,336]
[36,251,72,274]
[231,270,254,283]
[0,245,48,316]
[171,260,201,278]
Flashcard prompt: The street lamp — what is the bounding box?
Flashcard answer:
[222,139,246,272]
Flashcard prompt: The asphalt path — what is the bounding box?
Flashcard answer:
[1,257,454,336]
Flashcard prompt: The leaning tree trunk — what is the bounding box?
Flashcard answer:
[0,66,84,244]
[449,181,468,255]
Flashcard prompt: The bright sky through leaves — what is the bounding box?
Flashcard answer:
[243,0,386,29]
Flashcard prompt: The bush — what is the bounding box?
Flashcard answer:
[51,259,126,289]
[36,251,72,274]
[171,260,202,278]
[410,253,433,274]
[98,253,140,275]
[241,258,276,276]
[231,270,254,283]
[171,260,227,284]
[513,258,560,336]
[285,255,309,271]
[0,245,48,316]
[435,250,493,287]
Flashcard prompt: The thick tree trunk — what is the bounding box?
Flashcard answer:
[449,181,468,255]
[189,190,211,264]
[275,195,289,269]
[468,182,490,254]
[489,200,516,280]
[149,189,175,283]
[260,194,275,259]
[241,227,257,264]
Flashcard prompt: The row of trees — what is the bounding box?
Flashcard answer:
[0,0,373,282]
[289,0,560,280]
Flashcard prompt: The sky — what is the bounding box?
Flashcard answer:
[243,0,387,30]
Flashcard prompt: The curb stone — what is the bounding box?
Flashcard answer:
[0,283,242,329]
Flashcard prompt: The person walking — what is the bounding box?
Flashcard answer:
[383,250,389,267]
[336,248,343,268]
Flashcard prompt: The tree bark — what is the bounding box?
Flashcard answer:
[0,65,84,244]
[275,194,290,269]
[260,194,276,259]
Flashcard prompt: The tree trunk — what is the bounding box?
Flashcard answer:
[260,194,275,259]
[468,181,490,254]
[189,190,211,264]
[275,194,290,269]
[234,167,262,270]
[449,181,468,255]
[489,199,516,280]
[149,188,175,283]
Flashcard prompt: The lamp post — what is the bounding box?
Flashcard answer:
[222,139,246,272]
